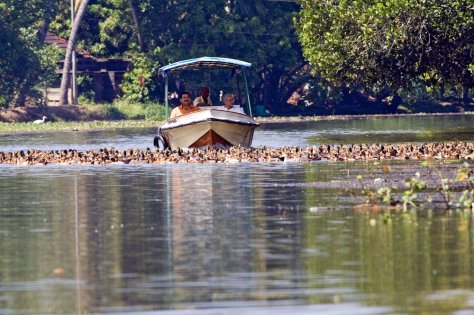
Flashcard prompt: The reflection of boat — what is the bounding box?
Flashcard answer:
[154,57,259,150]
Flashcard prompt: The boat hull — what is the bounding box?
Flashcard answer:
[158,109,259,149]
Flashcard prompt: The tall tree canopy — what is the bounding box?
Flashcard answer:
[42,0,308,110]
[295,0,473,100]
[0,0,59,107]
[119,0,307,111]
[1,0,472,112]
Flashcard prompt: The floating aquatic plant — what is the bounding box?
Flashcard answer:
[359,162,474,211]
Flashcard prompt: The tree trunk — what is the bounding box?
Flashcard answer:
[13,0,56,107]
[463,85,471,103]
[439,83,445,98]
[38,2,55,44]
[274,62,307,110]
[127,0,145,52]
[462,71,472,103]
[58,0,90,105]
[389,93,402,113]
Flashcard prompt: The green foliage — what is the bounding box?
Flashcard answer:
[295,0,473,98]
[0,0,61,108]
[48,0,307,111]
[402,174,426,211]
[6,0,471,112]
[135,1,305,111]
[0,26,23,106]
[424,162,474,210]
[110,99,166,120]
[77,75,96,104]
[0,26,60,107]
[94,104,127,120]
[88,100,166,121]
[120,51,162,102]
[377,187,394,205]
[0,120,159,133]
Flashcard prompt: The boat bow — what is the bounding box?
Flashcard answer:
[159,109,259,149]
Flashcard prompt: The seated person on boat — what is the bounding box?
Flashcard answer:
[193,86,213,106]
[223,94,236,111]
[169,91,202,118]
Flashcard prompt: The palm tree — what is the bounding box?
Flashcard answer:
[58,0,89,105]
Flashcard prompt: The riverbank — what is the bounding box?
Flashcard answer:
[0,102,165,123]
[0,105,102,122]
[0,104,162,133]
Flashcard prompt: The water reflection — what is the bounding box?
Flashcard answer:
[0,162,474,314]
[256,114,474,146]
[0,128,157,152]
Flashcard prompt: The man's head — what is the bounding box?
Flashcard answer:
[180,91,192,108]
[199,86,210,98]
[223,94,234,109]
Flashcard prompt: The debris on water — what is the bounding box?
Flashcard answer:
[0,141,473,165]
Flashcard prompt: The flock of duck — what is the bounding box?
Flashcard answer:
[0,141,473,165]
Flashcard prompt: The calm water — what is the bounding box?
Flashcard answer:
[1,114,474,314]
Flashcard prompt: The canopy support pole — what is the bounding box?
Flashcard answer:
[164,76,169,118]
[242,69,253,117]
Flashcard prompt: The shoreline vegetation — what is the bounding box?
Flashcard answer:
[1,101,473,134]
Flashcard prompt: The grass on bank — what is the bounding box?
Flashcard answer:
[0,119,160,134]
[83,99,167,121]
[0,100,166,133]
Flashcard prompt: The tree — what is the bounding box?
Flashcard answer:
[14,0,58,107]
[49,0,141,57]
[44,0,308,110]
[295,0,473,102]
[118,0,308,112]
[127,0,145,52]
[58,0,90,105]
[0,0,60,108]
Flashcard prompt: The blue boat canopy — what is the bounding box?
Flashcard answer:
[159,57,251,77]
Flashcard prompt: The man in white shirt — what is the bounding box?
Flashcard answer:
[223,94,235,110]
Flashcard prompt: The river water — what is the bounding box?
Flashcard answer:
[1,114,474,314]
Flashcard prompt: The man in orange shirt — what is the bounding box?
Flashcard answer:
[169,91,202,119]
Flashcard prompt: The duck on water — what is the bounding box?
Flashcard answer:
[1,142,473,165]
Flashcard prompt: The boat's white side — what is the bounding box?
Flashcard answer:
[159,109,259,149]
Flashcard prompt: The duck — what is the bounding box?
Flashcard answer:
[0,141,473,165]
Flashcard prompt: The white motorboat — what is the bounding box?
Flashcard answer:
[159,107,258,149]
[154,57,259,150]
